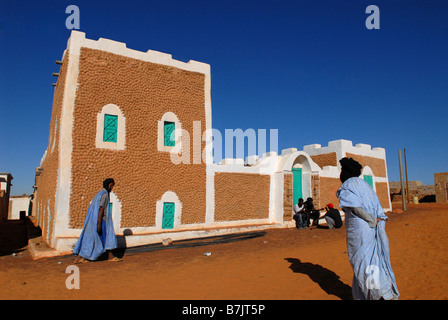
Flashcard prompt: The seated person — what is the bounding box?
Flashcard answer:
[320,203,343,229]
[292,198,306,229]
[304,197,323,227]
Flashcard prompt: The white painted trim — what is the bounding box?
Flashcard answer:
[53,221,285,255]
[362,166,376,192]
[50,117,58,153]
[156,191,182,230]
[157,112,182,153]
[280,151,321,173]
[53,30,84,245]
[109,191,122,233]
[95,104,126,150]
[67,31,210,76]
[205,166,215,225]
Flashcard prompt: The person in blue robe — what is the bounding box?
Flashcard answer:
[73,178,120,263]
[337,158,399,300]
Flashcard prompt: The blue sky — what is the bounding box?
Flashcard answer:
[0,0,447,195]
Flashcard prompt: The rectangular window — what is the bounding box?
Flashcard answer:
[104,114,118,143]
[162,202,175,229]
[164,121,175,147]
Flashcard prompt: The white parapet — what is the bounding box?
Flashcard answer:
[220,158,245,165]
[66,30,211,76]
[303,139,386,160]
[281,148,297,156]
[245,155,259,166]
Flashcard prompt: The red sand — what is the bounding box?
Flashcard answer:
[0,203,447,300]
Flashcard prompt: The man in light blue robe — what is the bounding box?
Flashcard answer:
[337,158,399,300]
[73,178,120,262]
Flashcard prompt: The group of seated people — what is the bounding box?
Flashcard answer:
[292,197,342,230]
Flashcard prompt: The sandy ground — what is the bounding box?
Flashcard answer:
[0,202,447,300]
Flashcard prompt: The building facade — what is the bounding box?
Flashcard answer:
[33,31,391,254]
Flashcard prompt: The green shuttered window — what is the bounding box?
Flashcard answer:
[364,175,374,188]
[164,121,175,147]
[103,114,118,143]
[162,202,175,229]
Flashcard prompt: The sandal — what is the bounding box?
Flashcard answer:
[108,257,122,262]
[74,257,89,264]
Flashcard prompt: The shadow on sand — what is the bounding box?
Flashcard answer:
[285,258,352,300]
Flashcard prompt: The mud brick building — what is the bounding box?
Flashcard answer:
[33,31,392,254]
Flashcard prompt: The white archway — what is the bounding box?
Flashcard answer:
[361,166,376,191]
[156,191,183,230]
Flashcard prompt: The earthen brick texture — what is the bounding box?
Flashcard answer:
[214,172,270,221]
[346,153,387,178]
[310,152,337,169]
[69,48,207,228]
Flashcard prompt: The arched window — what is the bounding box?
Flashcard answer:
[95,104,126,150]
[156,191,182,230]
[362,166,376,191]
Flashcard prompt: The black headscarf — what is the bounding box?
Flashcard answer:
[103,178,115,191]
[339,157,362,183]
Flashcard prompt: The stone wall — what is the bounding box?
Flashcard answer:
[214,172,271,221]
[434,172,448,203]
[283,173,293,220]
[318,177,341,209]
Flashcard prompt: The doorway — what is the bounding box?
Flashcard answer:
[292,167,303,206]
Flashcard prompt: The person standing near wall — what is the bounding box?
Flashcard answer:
[73,178,121,263]
[337,157,399,300]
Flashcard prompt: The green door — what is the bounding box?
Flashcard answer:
[162,202,175,229]
[292,168,303,205]
[364,175,373,188]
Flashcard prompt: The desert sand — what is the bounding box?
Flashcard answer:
[0,202,447,300]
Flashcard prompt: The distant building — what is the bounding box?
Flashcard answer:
[434,172,448,203]
[9,195,32,220]
[33,31,392,255]
[0,172,13,222]
[389,180,435,203]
